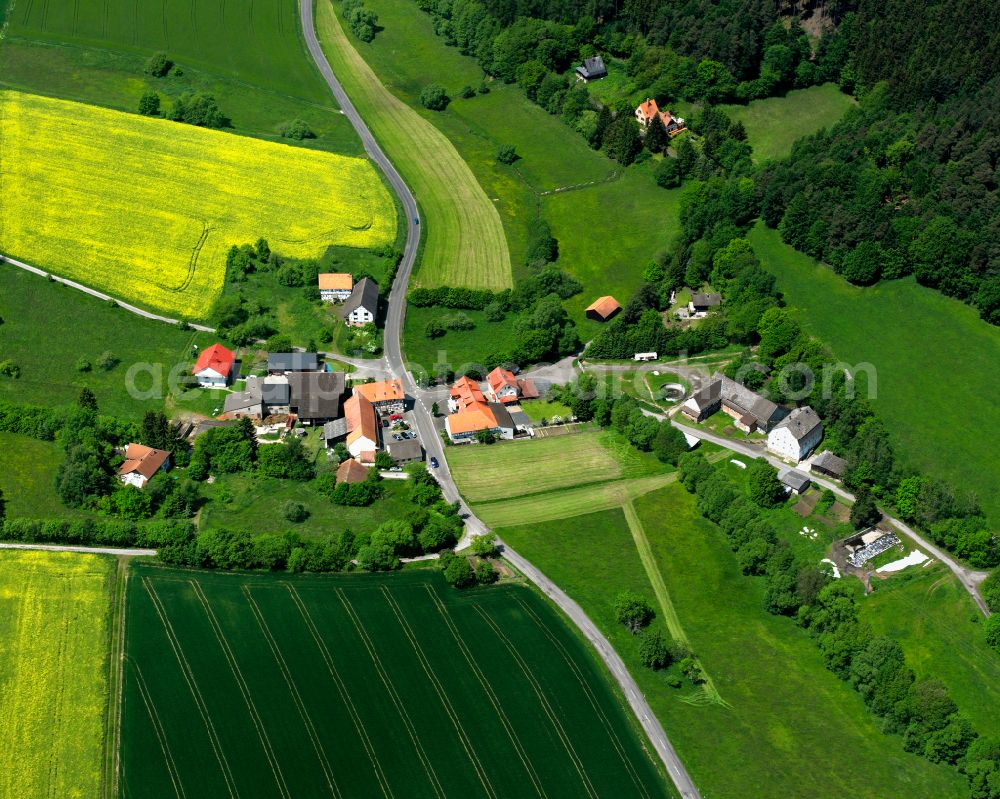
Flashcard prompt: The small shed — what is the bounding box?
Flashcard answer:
[811,450,847,479]
[585,295,622,322]
[780,469,812,495]
[575,56,607,82]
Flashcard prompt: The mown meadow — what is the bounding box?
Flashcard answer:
[120,565,672,798]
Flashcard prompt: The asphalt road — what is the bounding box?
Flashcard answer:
[0,542,157,557]
[298,4,703,796]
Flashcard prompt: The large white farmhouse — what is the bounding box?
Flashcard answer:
[767,406,823,462]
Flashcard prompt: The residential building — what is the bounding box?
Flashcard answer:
[487,367,519,404]
[575,55,607,82]
[634,98,686,135]
[768,406,823,462]
[688,293,722,314]
[343,392,379,460]
[679,373,785,432]
[585,295,621,322]
[118,443,170,489]
[223,376,291,419]
[353,378,405,414]
[336,458,370,484]
[448,375,486,412]
[267,352,319,374]
[509,410,534,436]
[387,438,423,464]
[192,343,236,388]
[318,273,353,302]
[287,371,346,425]
[342,276,379,327]
[811,450,848,480]
[445,401,516,443]
[780,470,812,495]
[489,402,516,440]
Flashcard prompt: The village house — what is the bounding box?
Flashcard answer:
[342,276,379,327]
[688,293,722,315]
[811,450,848,480]
[287,371,346,425]
[191,343,236,388]
[448,375,486,412]
[223,375,294,419]
[353,378,405,415]
[118,443,170,489]
[387,438,423,464]
[445,401,516,443]
[768,406,823,462]
[487,367,519,404]
[634,98,686,135]
[267,352,320,375]
[585,295,621,322]
[343,392,379,460]
[575,55,607,82]
[780,469,812,495]
[679,373,785,433]
[335,457,370,484]
[318,273,353,303]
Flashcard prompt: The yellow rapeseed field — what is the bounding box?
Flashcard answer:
[0,550,113,799]
[0,91,397,318]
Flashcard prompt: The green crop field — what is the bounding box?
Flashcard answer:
[862,566,1000,738]
[720,84,856,162]
[0,550,114,798]
[316,0,512,291]
[498,484,967,799]
[120,564,671,798]
[749,222,1000,523]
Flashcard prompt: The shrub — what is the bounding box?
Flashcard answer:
[496,144,519,165]
[280,119,316,140]
[419,84,450,111]
[475,561,498,584]
[282,501,309,523]
[654,157,682,188]
[97,351,119,371]
[470,535,498,558]
[0,360,20,378]
[425,319,446,338]
[638,629,671,669]
[138,91,161,117]
[144,52,172,77]
[75,357,92,373]
[613,590,654,633]
[459,85,476,99]
[985,616,1000,654]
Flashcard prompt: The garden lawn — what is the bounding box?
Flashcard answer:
[0,550,114,799]
[862,565,1000,738]
[0,267,219,419]
[720,84,856,162]
[316,0,511,291]
[749,222,1000,524]
[402,305,521,377]
[519,399,574,422]
[120,565,672,799]
[0,433,93,520]
[498,484,967,799]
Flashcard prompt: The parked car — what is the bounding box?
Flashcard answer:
[392,434,402,441]
[389,467,403,472]
[390,413,403,421]
[430,457,439,468]
[381,419,389,428]
[405,432,417,440]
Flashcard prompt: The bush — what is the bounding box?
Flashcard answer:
[496,144,519,164]
[425,319,446,338]
[654,157,682,189]
[138,91,160,117]
[144,52,172,77]
[470,535,498,558]
[442,553,475,587]
[75,357,92,373]
[638,629,671,669]
[419,84,450,111]
[169,93,226,128]
[613,590,654,633]
[280,119,316,140]
[985,616,1000,654]
[475,561,498,584]
[459,85,476,99]
[97,351,119,371]
[0,360,20,378]
[282,501,309,523]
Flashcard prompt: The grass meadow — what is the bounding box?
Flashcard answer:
[316,0,512,291]
[749,222,1000,524]
[498,483,967,799]
[120,565,671,798]
[0,90,395,319]
[862,565,1000,738]
[0,550,114,799]
[0,433,94,520]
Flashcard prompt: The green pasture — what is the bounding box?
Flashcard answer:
[720,83,856,162]
[862,565,1000,737]
[402,305,521,376]
[498,483,967,799]
[120,565,672,798]
[749,222,1000,523]
[0,433,93,520]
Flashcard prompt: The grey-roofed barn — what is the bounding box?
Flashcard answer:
[811,450,848,479]
[287,371,346,423]
[341,277,379,325]
[387,438,423,463]
[773,406,822,441]
[267,352,319,373]
[780,470,812,494]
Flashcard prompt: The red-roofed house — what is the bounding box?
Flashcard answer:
[445,401,515,442]
[118,443,171,489]
[448,375,486,412]
[344,392,379,460]
[634,98,686,135]
[353,379,405,414]
[192,343,236,388]
[487,367,520,404]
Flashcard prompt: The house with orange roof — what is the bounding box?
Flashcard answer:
[118,443,171,489]
[445,401,516,443]
[318,273,354,303]
[343,392,379,460]
[486,367,519,404]
[353,378,405,414]
[336,458,370,484]
[448,375,486,412]
[192,343,236,388]
[585,295,622,322]
[634,98,686,135]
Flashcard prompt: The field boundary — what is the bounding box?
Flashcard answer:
[102,557,127,799]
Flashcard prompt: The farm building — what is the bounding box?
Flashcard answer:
[343,392,379,460]
[680,373,784,433]
[118,443,170,489]
[585,295,621,322]
[267,352,319,374]
[811,450,848,479]
[353,378,405,414]
[387,438,423,464]
[779,470,812,495]
[287,371,346,425]
[321,417,349,447]
[318,273,353,302]
[634,99,686,135]
[191,343,236,388]
[336,458,370,484]
[768,406,823,462]
[342,277,379,327]
[575,56,607,81]
[223,376,292,419]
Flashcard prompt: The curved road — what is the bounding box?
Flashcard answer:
[298,3,701,797]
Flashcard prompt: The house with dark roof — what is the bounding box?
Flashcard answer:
[342,277,379,327]
[192,343,236,388]
[224,376,291,419]
[118,443,170,489]
[780,469,812,495]
[575,55,607,82]
[267,352,319,374]
[811,450,848,480]
[287,371,346,424]
[321,417,349,447]
[387,438,423,464]
[688,293,722,315]
[679,373,785,432]
[768,406,823,462]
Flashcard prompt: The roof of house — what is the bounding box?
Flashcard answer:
[780,470,812,491]
[517,378,540,399]
[267,352,319,372]
[118,443,169,480]
[450,375,486,408]
[261,378,290,405]
[636,98,659,120]
[691,292,722,307]
[322,417,348,440]
[336,458,370,484]
[687,377,723,411]
[192,343,235,376]
[509,410,533,429]
[585,295,622,320]
[772,406,822,441]
[318,273,353,291]
[812,450,848,476]
[576,55,607,77]
[487,367,518,395]
[354,378,404,405]
[344,392,378,447]
[342,276,379,319]
[387,438,423,461]
[489,402,515,430]
[223,382,261,414]
[715,373,783,426]
[287,371,345,419]
[447,402,498,435]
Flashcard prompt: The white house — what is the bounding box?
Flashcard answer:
[191,343,236,388]
[342,277,378,327]
[318,273,353,303]
[344,392,379,460]
[118,443,170,489]
[767,406,823,462]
